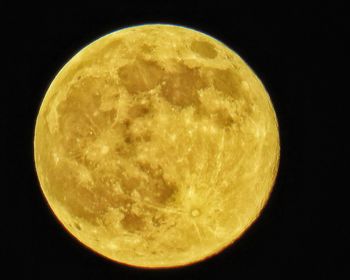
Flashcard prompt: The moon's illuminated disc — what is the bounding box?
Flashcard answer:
[34,24,280,268]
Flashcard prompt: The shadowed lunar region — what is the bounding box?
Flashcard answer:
[34,24,280,268]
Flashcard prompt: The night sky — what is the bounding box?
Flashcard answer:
[2,2,345,279]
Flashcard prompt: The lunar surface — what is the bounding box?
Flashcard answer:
[34,24,280,268]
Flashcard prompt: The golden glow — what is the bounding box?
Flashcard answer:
[34,24,280,268]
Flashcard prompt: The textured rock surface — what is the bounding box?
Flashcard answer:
[34,24,280,268]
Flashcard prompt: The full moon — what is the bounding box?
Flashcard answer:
[34,24,280,268]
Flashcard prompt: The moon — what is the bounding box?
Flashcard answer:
[34,24,280,268]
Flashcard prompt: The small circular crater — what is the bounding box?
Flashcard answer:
[74,223,82,230]
[191,209,201,217]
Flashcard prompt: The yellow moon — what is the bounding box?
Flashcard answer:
[34,24,279,268]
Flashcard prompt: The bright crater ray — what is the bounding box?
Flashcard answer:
[34,24,280,268]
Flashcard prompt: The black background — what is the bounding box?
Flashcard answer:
[2,1,346,279]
